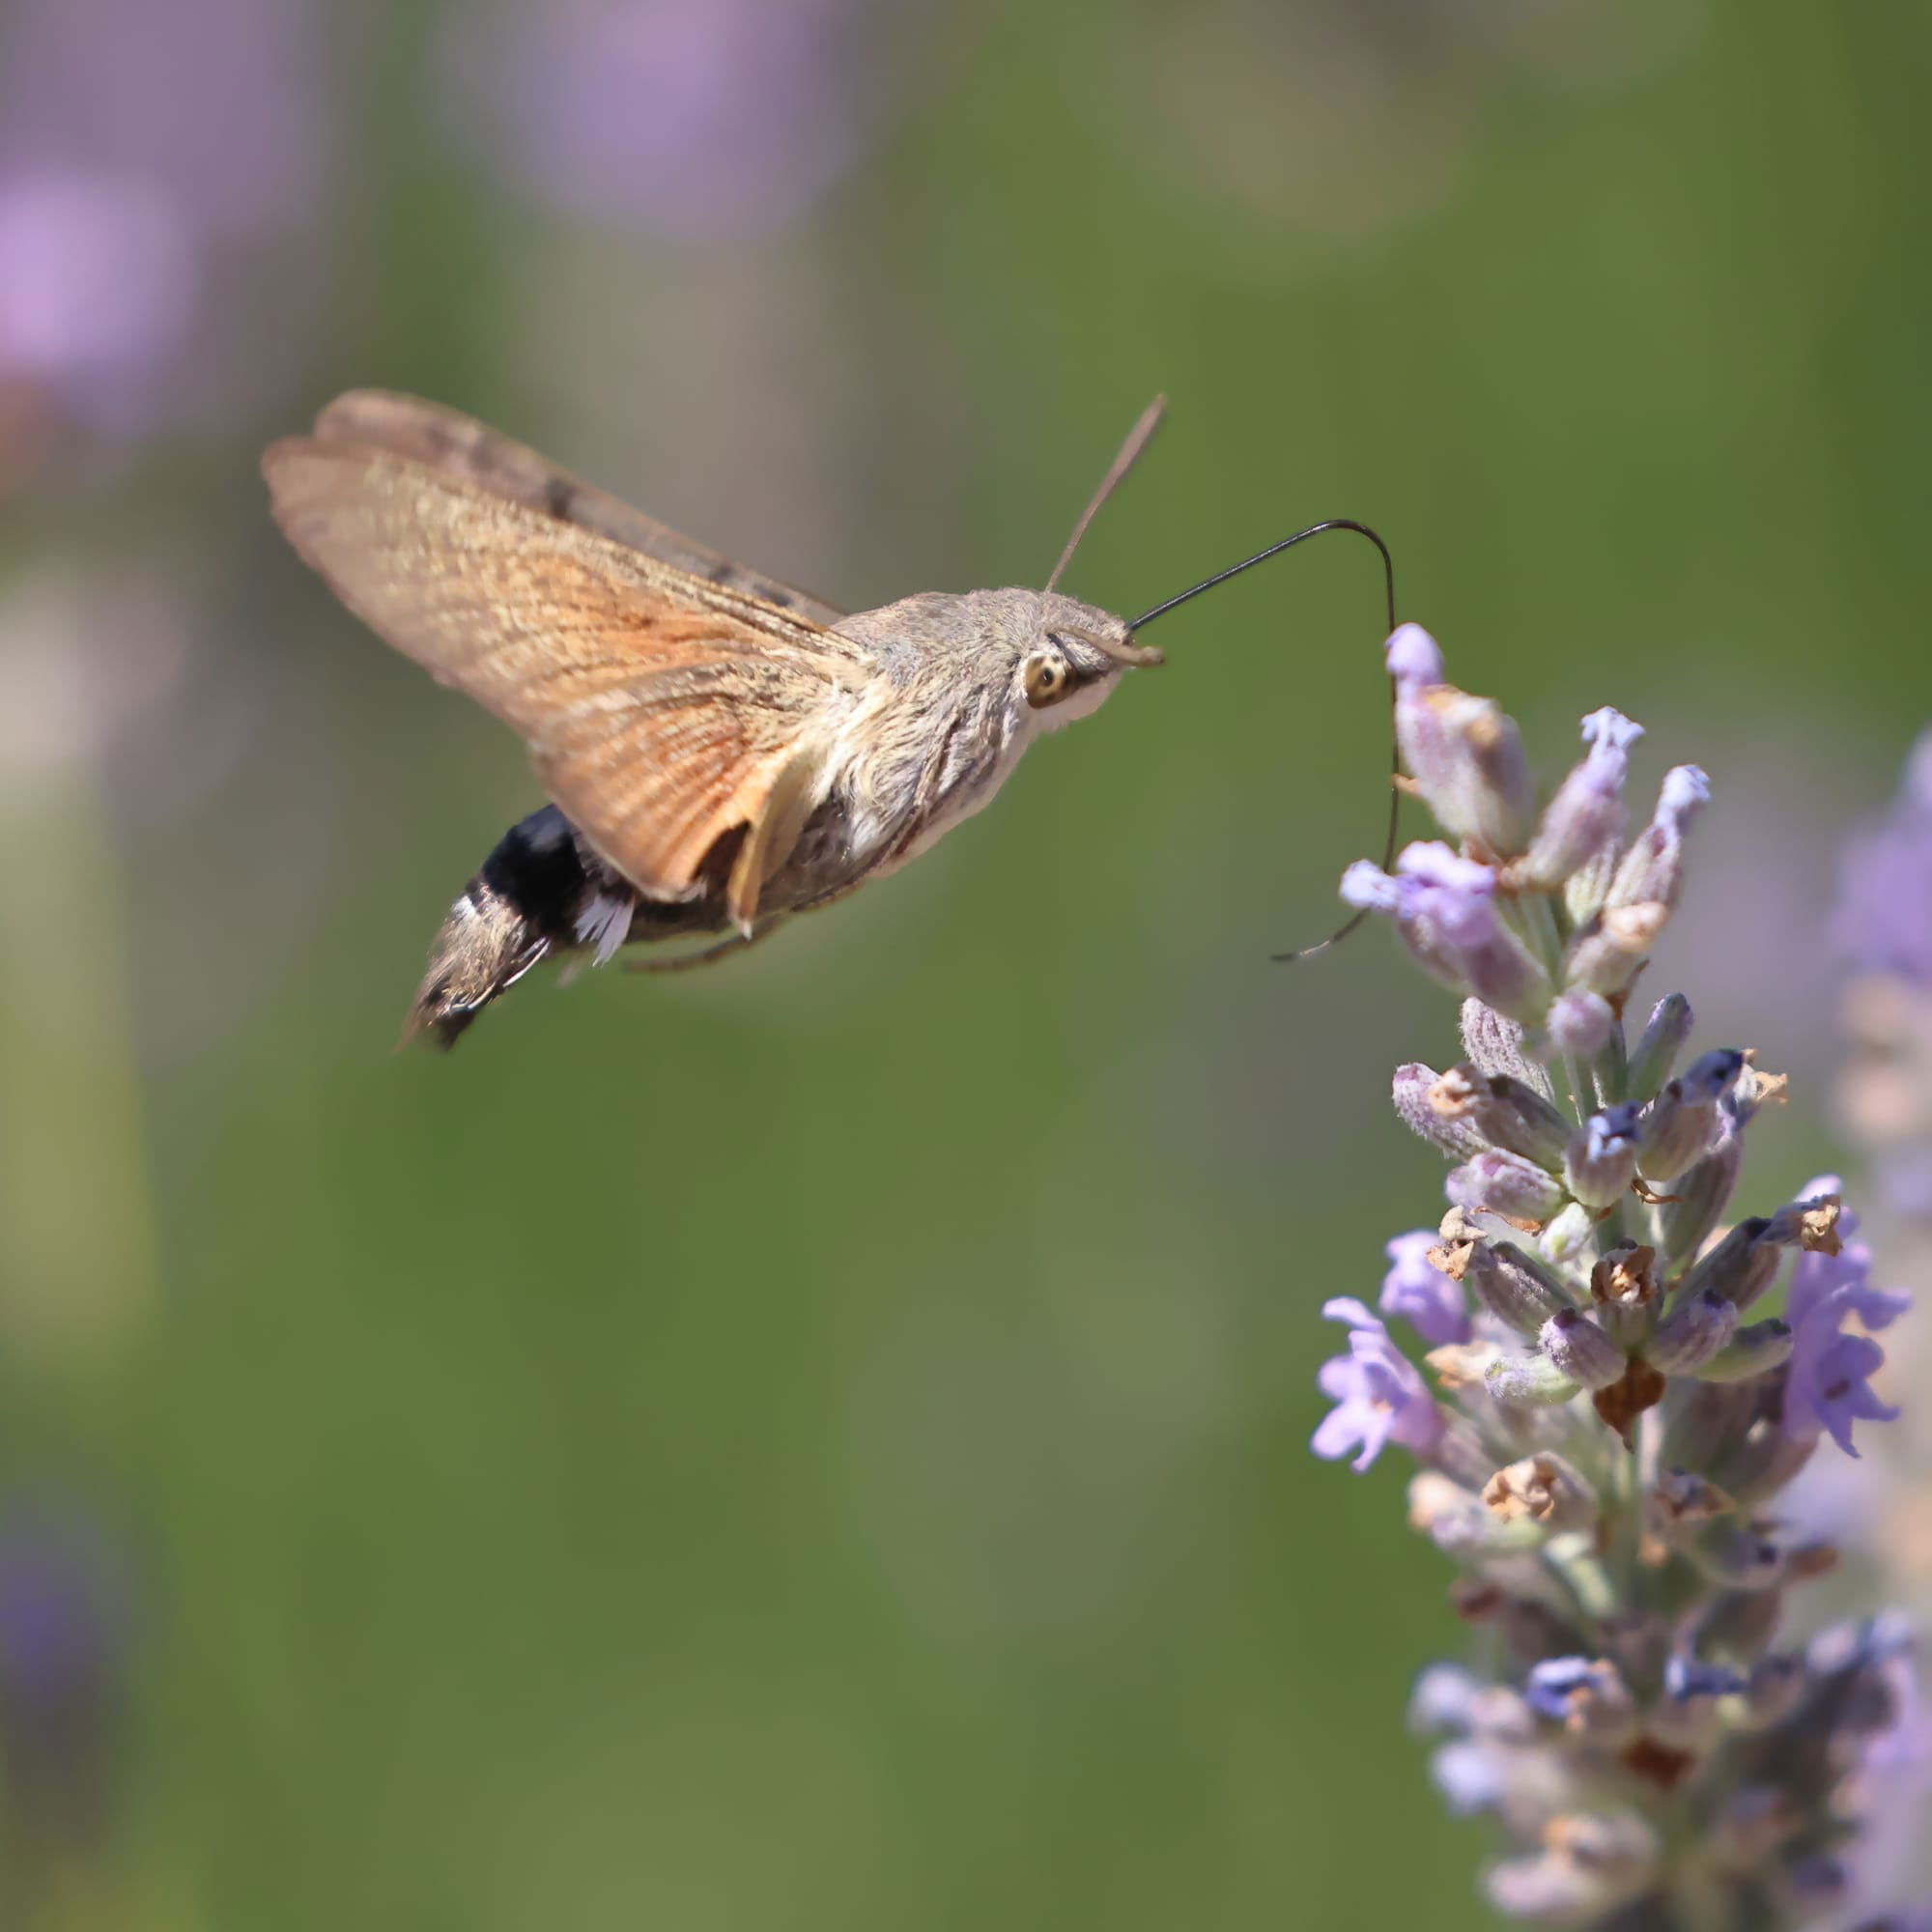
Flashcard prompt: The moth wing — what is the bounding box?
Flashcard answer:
[263,434,854,909]
[308,389,847,630]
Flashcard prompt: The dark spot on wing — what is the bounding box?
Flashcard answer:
[543,476,577,521]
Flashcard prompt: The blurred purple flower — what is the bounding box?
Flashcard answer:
[1835,730,1932,983]
[0,1518,121,1721]
[0,0,327,242]
[0,0,329,440]
[1379,1230,1469,1347]
[0,1507,128,1854]
[0,172,197,427]
[451,0,916,241]
[1311,1297,1442,1471]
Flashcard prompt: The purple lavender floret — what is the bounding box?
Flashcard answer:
[1309,629,1920,1926]
[1310,1298,1443,1471]
[1341,841,1541,1018]
[1379,1231,1470,1347]
[1779,1176,1911,1458]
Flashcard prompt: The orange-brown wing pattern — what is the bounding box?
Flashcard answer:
[308,390,847,630]
[263,431,860,912]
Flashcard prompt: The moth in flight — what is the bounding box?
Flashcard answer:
[265,391,1392,1043]
[264,390,1166,1044]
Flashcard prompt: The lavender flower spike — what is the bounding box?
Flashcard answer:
[1307,623,1919,1927]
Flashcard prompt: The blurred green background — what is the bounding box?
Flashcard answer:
[1,0,1927,1925]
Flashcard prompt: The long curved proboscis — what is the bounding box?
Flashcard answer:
[1130,519,1401,962]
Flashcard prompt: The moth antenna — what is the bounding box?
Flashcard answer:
[1045,394,1167,595]
[1128,518,1401,963]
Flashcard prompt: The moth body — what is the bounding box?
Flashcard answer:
[411,588,1138,1042]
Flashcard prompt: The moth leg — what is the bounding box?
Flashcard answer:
[625,921,786,975]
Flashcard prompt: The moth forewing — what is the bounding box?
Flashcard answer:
[305,389,847,628]
[261,434,857,906]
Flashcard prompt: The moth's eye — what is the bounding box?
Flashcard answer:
[1023,653,1072,709]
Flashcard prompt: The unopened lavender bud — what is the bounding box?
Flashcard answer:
[1653,1655,1749,1749]
[1387,629,1536,853]
[1657,1137,1742,1269]
[1466,1074,1573,1168]
[1662,1379,1756,1472]
[1520,708,1644,890]
[1626,993,1694,1098]
[1538,1201,1597,1271]
[1665,1653,1751,1702]
[1459,998,1549,1090]
[1649,1288,1741,1375]
[1635,1050,1745,1183]
[1430,1412,1508,1491]
[1740,1654,1805,1728]
[1690,1584,1785,1670]
[1731,1430,1816,1515]
[1483,1452,1598,1533]
[1461,938,1544,1024]
[1695,1319,1794,1383]
[1595,1612,1672,1687]
[1484,1350,1582,1406]
[1545,988,1614,1058]
[1565,901,1669,998]
[1608,764,1711,912]
[1524,1656,1636,1740]
[1709,1786,1801,1864]
[1675,1217,1765,1301]
[1540,1307,1627,1390]
[1447,1149,1569,1222]
[1464,1239,1572,1336]
[1391,1062,1488,1159]
[1563,1103,1641,1208]
[1688,1522,1785,1590]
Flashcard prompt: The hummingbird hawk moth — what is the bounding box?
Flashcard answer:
[264,390,1394,1045]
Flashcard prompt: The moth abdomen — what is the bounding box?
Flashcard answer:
[407,805,603,1048]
